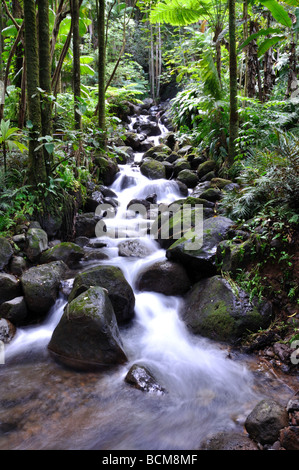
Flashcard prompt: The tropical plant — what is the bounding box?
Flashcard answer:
[0,119,27,173]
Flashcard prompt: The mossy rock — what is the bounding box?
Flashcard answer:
[210,177,232,189]
[21,261,67,316]
[166,216,234,280]
[0,237,13,270]
[48,286,127,371]
[140,158,166,180]
[0,273,22,305]
[40,242,85,268]
[173,158,191,176]
[68,265,135,324]
[94,156,119,185]
[143,144,172,160]
[176,169,199,188]
[182,275,272,343]
[197,160,217,179]
[25,228,48,262]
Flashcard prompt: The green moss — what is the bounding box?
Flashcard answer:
[201,300,235,341]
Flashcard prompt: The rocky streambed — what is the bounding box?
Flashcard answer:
[0,99,298,450]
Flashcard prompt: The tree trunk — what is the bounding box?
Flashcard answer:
[71,0,82,130]
[263,12,275,101]
[228,0,238,166]
[213,22,223,85]
[38,0,53,173]
[285,37,297,98]
[23,0,48,185]
[97,0,106,146]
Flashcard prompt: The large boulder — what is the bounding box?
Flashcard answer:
[245,399,289,445]
[25,228,48,262]
[94,156,119,186]
[118,239,154,258]
[0,273,22,305]
[197,160,217,179]
[0,296,28,325]
[182,275,273,343]
[136,260,191,296]
[176,169,199,188]
[21,261,67,316]
[75,213,102,238]
[40,242,85,268]
[166,216,234,280]
[48,287,127,370]
[0,237,13,270]
[68,265,135,324]
[140,158,166,180]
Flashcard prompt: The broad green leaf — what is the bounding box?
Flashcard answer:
[1,25,18,37]
[80,55,94,64]
[282,0,299,6]
[239,27,281,50]
[8,141,28,153]
[80,64,95,76]
[260,0,292,27]
[257,35,286,56]
[45,143,55,154]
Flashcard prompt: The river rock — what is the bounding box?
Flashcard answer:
[140,158,166,180]
[125,364,166,394]
[84,191,104,212]
[173,158,191,176]
[0,274,22,305]
[94,156,119,186]
[118,239,153,258]
[25,228,48,262]
[0,237,13,270]
[0,318,16,343]
[0,296,28,325]
[40,242,85,268]
[48,286,127,371]
[197,160,217,179]
[75,213,102,238]
[176,169,199,188]
[245,399,289,445]
[9,256,27,277]
[21,261,67,316]
[182,275,272,343]
[279,426,299,450]
[136,260,191,296]
[68,265,135,324]
[166,216,234,280]
[200,431,259,450]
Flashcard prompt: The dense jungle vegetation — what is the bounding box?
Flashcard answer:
[0,0,298,337]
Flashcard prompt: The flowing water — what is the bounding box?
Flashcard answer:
[0,113,296,450]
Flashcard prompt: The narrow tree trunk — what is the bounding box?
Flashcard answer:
[243,0,248,99]
[228,0,238,166]
[23,0,47,185]
[38,0,53,173]
[71,0,82,130]
[97,0,106,146]
[213,22,223,85]
[18,57,26,129]
[263,12,275,101]
[285,37,297,98]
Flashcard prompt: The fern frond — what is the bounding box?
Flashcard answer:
[150,0,206,25]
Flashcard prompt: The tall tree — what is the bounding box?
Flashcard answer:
[228,0,238,165]
[97,0,106,146]
[23,0,48,185]
[38,0,53,171]
[71,0,82,130]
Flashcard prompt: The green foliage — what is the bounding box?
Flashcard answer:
[220,129,299,221]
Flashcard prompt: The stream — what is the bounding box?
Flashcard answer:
[0,111,297,450]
